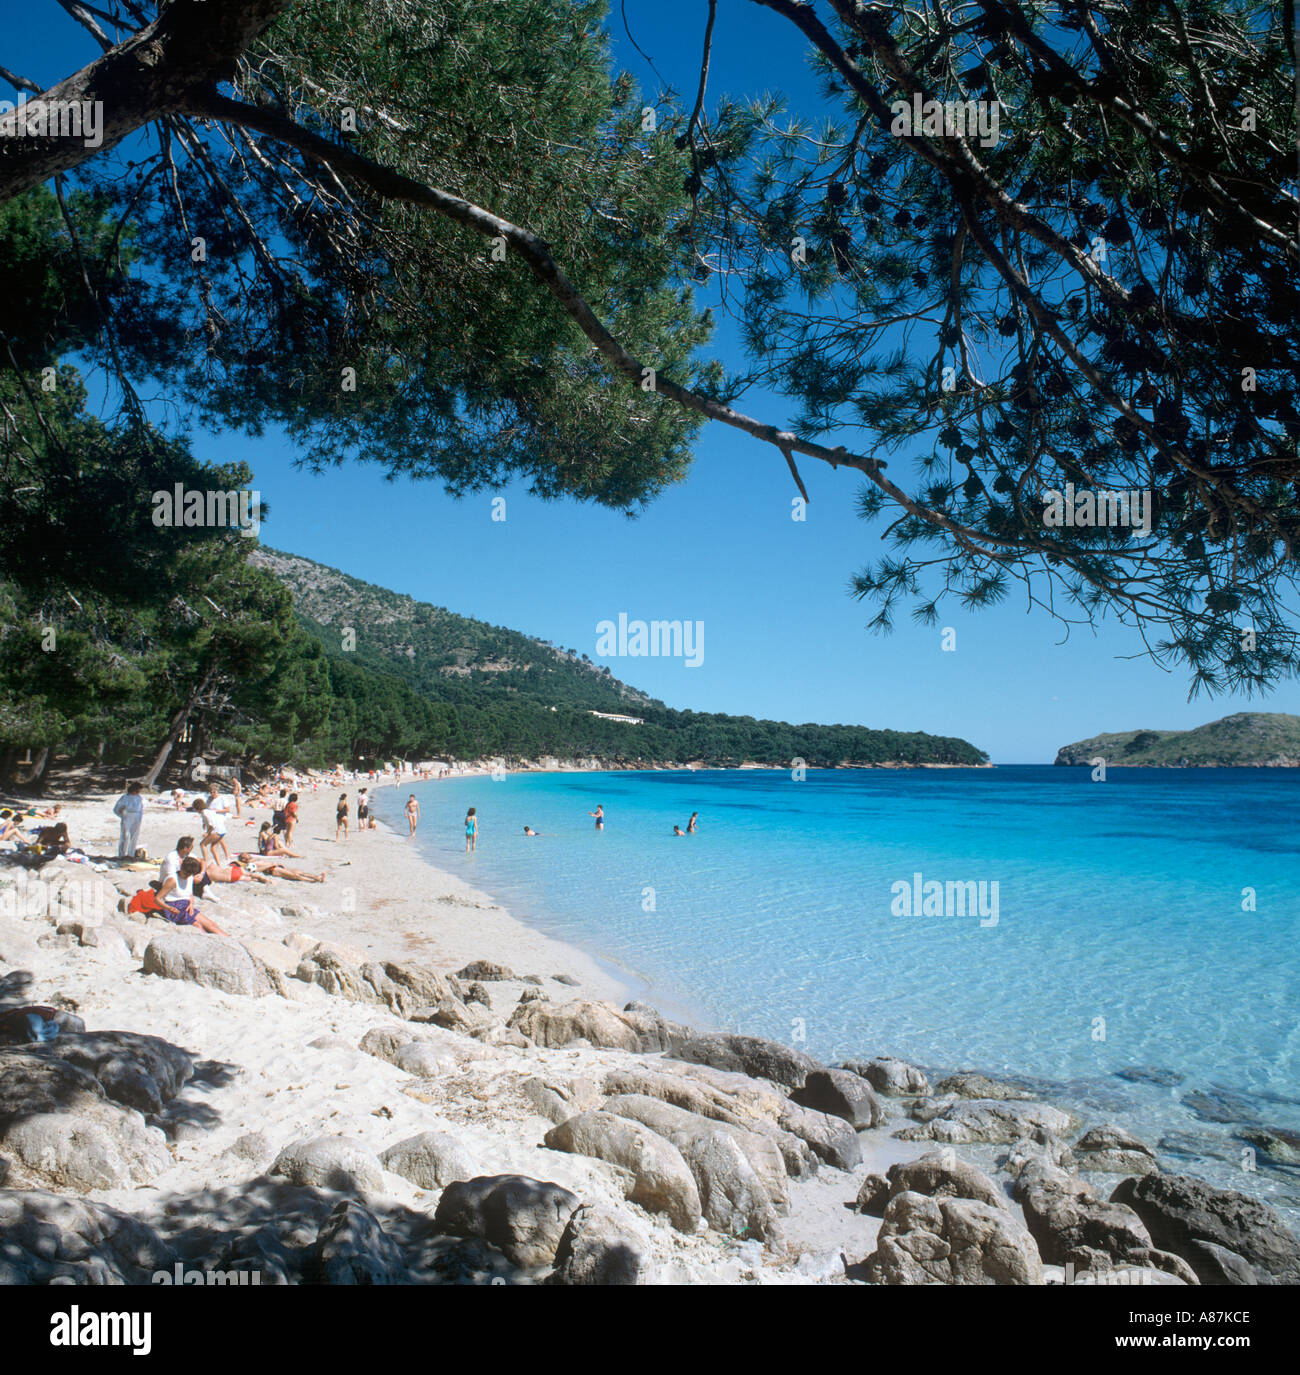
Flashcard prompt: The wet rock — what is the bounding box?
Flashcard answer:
[1115,1066,1185,1088]
[1182,1088,1263,1126]
[898,1098,1075,1145]
[1241,1127,1300,1167]
[936,1071,1036,1101]
[433,1174,580,1268]
[1073,1123,1160,1175]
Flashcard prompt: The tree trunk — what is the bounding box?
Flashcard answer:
[16,747,51,795]
[141,664,218,790]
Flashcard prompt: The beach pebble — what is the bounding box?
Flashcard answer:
[380,1130,476,1190]
[551,973,579,987]
[432,1174,581,1268]
[308,1035,354,1051]
[271,1136,384,1194]
[227,1131,273,1163]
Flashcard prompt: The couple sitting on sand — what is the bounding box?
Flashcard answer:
[145,835,324,935]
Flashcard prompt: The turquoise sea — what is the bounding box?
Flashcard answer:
[377,766,1300,1220]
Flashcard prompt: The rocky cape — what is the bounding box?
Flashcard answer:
[1054,712,1300,768]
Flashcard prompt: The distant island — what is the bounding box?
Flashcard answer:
[1054,713,1300,767]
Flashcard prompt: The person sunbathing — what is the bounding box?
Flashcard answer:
[203,857,273,886]
[238,854,324,883]
[157,858,229,934]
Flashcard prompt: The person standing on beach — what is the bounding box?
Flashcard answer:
[336,793,349,841]
[112,782,144,860]
[406,795,420,835]
[191,798,230,867]
[588,805,605,831]
[687,812,700,833]
[284,793,300,847]
[465,807,478,852]
[357,789,370,834]
[231,777,242,818]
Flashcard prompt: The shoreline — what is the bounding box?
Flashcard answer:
[1,775,1295,1285]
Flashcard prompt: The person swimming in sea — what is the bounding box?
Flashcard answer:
[686,811,699,833]
[672,825,685,836]
[588,805,604,831]
[523,826,539,836]
[465,807,478,852]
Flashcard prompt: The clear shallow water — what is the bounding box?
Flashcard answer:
[378,766,1300,1219]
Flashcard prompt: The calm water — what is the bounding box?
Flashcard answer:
[377,766,1300,1217]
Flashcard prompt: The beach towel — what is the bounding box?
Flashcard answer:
[128,888,168,916]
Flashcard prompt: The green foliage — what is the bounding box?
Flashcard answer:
[1055,712,1300,766]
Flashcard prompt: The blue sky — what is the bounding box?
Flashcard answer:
[8,2,1295,761]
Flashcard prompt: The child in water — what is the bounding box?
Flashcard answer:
[465,807,478,852]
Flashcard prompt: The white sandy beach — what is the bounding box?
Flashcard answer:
[1,776,1287,1287]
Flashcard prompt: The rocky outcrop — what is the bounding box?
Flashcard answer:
[271,1137,384,1194]
[886,1152,1009,1209]
[1111,1172,1300,1285]
[507,999,640,1051]
[775,1098,862,1171]
[294,951,465,1020]
[602,1094,784,1242]
[547,1203,651,1285]
[521,1075,603,1125]
[844,1055,930,1097]
[0,1189,174,1283]
[899,1096,1074,1144]
[433,1174,580,1268]
[791,1068,883,1128]
[380,1131,476,1190]
[309,1200,407,1284]
[0,1045,171,1190]
[544,1111,701,1234]
[599,1064,816,1179]
[865,1191,1043,1285]
[935,1071,1035,1101]
[1073,1124,1159,1175]
[143,932,282,998]
[668,1031,821,1091]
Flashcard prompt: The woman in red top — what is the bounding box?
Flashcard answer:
[284,793,300,847]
